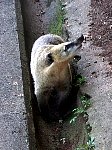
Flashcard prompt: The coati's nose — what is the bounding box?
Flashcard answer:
[77,34,84,43]
[75,34,84,45]
[64,34,84,51]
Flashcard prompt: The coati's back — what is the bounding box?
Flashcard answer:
[33,34,64,49]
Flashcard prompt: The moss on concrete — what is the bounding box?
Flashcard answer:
[49,0,65,36]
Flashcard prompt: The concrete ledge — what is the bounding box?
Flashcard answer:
[65,0,112,149]
[15,0,37,149]
[0,0,36,149]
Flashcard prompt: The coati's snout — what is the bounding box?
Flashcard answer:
[49,34,84,63]
[64,34,84,51]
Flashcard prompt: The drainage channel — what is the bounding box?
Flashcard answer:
[16,0,88,149]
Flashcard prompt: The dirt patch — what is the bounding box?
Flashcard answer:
[91,0,112,69]
[71,0,112,149]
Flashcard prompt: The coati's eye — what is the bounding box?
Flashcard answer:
[47,53,54,65]
[64,42,75,51]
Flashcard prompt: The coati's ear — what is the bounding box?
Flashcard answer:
[46,53,54,65]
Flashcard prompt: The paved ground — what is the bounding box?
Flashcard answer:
[65,0,112,149]
[0,1,29,149]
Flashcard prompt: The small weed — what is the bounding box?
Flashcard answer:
[80,94,91,110]
[70,107,85,123]
[69,93,95,149]
[86,124,92,133]
[75,124,95,150]
[76,135,95,150]
[75,75,86,86]
[70,94,91,124]
[87,135,95,149]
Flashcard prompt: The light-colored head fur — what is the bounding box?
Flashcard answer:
[30,34,84,96]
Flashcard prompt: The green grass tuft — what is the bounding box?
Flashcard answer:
[69,93,95,149]
[49,0,65,35]
[70,94,91,124]
[75,74,86,86]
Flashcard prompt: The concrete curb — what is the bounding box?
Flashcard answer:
[0,0,36,149]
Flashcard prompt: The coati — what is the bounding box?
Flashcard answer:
[30,34,84,121]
